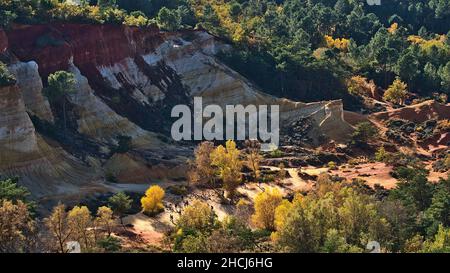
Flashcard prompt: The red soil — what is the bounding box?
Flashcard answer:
[344,110,369,126]
[5,23,165,79]
[372,100,450,123]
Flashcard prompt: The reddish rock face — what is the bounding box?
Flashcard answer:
[0,29,7,53]
[5,23,192,135]
[5,24,164,79]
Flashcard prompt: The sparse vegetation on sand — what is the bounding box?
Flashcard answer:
[1,139,449,253]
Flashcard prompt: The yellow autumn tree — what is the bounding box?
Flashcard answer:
[189,0,253,42]
[188,141,215,186]
[141,185,165,216]
[177,200,214,232]
[273,199,294,230]
[251,187,283,231]
[210,140,243,199]
[346,75,376,97]
[407,35,449,56]
[383,77,408,105]
[44,203,71,253]
[324,35,350,51]
[95,206,116,237]
[244,140,262,182]
[0,200,36,253]
[68,206,93,251]
[407,35,426,44]
[388,22,398,34]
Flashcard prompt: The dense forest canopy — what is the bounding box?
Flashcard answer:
[1,0,450,105]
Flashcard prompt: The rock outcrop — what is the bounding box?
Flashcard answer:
[8,61,54,122]
[0,24,354,199]
[0,84,92,197]
[0,85,39,162]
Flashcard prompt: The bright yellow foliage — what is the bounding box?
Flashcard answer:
[123,14,149,27]
[177,200,213,231]
[68,206,92,227]
[383,77,408,105]
[251,187,283,230]
[95,206,116,236]
[407,35,449,55]
[68,206,93,250]
[346,75,376,97]
[141,185,165,215]
[324,35,350,51]
[273,199,293,230]
[191,0,248,42]
[388,22,398,34]
[407,35,426,44]
[211,140,242,198]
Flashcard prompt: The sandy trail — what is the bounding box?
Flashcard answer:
[262,166,314,193]
[285,168,314,191]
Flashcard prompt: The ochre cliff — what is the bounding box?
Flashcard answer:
[0,24,353,199]
[0,84,92,197]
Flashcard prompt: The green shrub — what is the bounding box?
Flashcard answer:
[123,11,151,27]
[113,135,132,154]
[0,177,30,202]
[0,10,17,28]
[327,161,338,170]
[156,7,180,31]
[0,61,16,87]
[351,122,378,145]
[374,146,390,162]
[97,236,121,252]
[268,149,284,158]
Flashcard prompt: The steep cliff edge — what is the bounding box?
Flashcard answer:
[0,84,92,197]
[0,24,353,199]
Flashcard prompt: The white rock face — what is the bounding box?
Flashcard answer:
[99,57,165,104]
[8,61,54,122]
[0,85,39,155]
[68,62,162,147]
[139,32,354,142]
[87,30,353,143]
[0,84,93,197]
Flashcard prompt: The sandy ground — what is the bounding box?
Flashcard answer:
[122,212,170,246]
[110,164,317,248]
[426,162,449,183]
[285,168,314,192]
[92,99,450,250]
[330,162,398,189]
[104,161,448,249]
[301,166,329,176]
[296,162,447,190]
